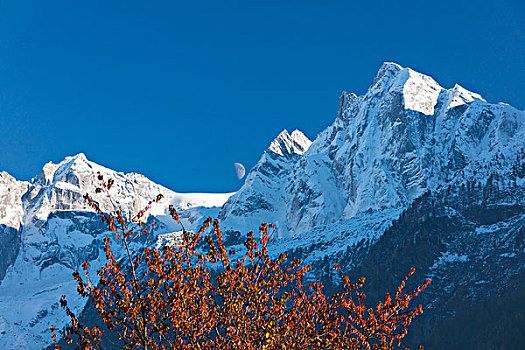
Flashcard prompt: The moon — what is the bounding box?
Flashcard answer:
[234,162,246,180]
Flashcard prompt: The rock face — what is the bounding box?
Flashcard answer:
[220,62,524,236]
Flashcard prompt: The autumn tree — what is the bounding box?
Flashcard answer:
[52,174,430,349]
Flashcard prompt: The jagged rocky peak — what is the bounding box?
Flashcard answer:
[0,171,18,187]
[51,152,97,178]
[368,62,443,115]
[24,153,137,223]
[0,171,14,181]
[220,62,524,236]
[0,171,29,229]
[336,91,359,120]
[34,152,95,187]
[338,91,358,108]
[59,152,89,169]
[23,153,231,226]
[444,83,485,110]
[370,61,403,87]
[218,129,311,233]
[341,62,489,119]
[268,129,312,156]
[0,172,23,195]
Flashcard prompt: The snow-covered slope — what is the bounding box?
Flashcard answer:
[0,154,233,349]
[0,173,30,282]
[219,62,524,235]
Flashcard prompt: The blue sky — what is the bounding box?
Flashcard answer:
[0,0,523,192]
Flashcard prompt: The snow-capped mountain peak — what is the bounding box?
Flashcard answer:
[0,154,235,349]
[220,62,525,235]
[218,129,311,235]
[370,62,443,115]
[444,83,485,110]
[0,172,29,229]
[370,61,403,87]
[19,153,235,226]
[370,62,490,117]
[268,129,312,156]
[0,171,16,183]
[34,153,104,187]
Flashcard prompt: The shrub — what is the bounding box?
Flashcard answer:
[52,175,430,349]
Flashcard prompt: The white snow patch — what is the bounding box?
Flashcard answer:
[402,68,442,115]
[269,129,311,156]
[430,252,469,270]
[155,231,184,249]
[445,84,485,110]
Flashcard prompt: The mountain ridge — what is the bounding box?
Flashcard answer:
[0,62,523,349]
[0,153,234,349]
[219,62,524,235]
